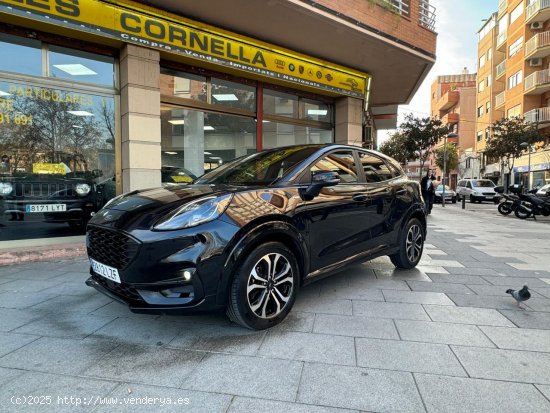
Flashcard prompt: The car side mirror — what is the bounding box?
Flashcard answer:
[301,171,340,200]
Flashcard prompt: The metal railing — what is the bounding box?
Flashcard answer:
[524,69,550,91]
[498,0,507,16]
[526,0,550,22]
[419,0,436,31]
[525,107,550,124]
[497,31,507,48]
[525,32,550,57]
[495,91,506,108]
[496,61,506,78]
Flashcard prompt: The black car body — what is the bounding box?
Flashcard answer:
[86,145,426,329]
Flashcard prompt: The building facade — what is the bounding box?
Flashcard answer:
[476,0,550,188]
[430,72,477,188]
[0,0,436,242]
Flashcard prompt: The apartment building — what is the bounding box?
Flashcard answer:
[477,0,550,188]
[430,72,477,188]
[0,0,437,243]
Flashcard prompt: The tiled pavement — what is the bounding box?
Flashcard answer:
[1,205,550,412]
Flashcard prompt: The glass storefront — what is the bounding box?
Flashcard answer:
[0,35,117,241]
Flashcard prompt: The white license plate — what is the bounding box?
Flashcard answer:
[90,258,121,283]
[25,204,66,213]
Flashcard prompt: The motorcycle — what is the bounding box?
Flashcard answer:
[495,186,524,216]
[514,192,550,220]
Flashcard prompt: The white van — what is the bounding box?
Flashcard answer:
[456,179,498,203]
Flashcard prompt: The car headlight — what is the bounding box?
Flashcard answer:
[0,182,13,195]
[75,183,91,196]
[154,194,233,231]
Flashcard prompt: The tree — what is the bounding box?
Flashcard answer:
[399,113,452,177]
[434,143,459,180]
[485,116,540,176]
[378,131,409,164]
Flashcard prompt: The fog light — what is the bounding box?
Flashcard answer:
[182,270,192,281]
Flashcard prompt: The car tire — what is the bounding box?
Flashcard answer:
[452,197,456,204]
[470,195,475,203]
[389,217,424,269]
[226,242,299,330]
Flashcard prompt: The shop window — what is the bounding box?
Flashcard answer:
[303,98,332,123]
[0,33,42,77]
[160,69,207,102]
[48,45,115,87]
[211,78,256,111]
[161,106,256,177]
[263,89,299,118]
[262,121,332,149]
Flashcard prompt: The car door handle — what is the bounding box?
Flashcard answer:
[352,194,368,202]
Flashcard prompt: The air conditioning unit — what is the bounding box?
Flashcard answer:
[531,21,544,30]
[529,58,543,67]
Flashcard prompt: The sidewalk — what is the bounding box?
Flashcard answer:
[1,207,550,412]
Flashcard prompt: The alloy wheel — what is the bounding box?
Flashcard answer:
[246,253,294,319]
[405,224,423,263]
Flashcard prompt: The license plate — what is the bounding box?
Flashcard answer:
[25,204,66,213]
[90,258,121,283]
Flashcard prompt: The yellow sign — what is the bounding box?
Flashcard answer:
[32,163,66,175]
[0,0,369,98]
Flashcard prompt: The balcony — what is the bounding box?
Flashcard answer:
[524,69,550,94]
[495,91,505,108]
[525,32,550,59]
[497,31,507,51]
[496,61,506,79]
[526,0,550,24]
[436,91,459,112]
[524,107,550,126]
[419,0,436,31]
[498,0,507,17]
[441,112,459,125]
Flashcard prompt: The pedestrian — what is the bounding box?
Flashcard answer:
[420,169,436,214]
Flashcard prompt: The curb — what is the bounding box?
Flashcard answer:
[0,243,86,266]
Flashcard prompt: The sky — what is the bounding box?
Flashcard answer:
[377,0,498,144]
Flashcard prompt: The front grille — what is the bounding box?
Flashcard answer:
[14,182,75,199]
[87,226,140,270]
[92,274,142,301]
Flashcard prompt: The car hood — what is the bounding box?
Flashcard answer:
[88,184,237,230]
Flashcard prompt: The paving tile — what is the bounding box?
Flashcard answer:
[406,281,474,294]
[0,366,25,387]
[95,383,232,413]
[292,294,352,315]
[467,284,544,297]
[536,385,550,402]
[272,311,315,333]
[447,294,524,311]
[0,333,38,358]
[91,317,181,346]
[182,353,302,402]
[383,290,455,305]
[40,281,94,296]
[13,313,116,339]
[415,373,550,413]
[0,279,57,293]
[29,294,113,314]
[0,308,45,332]
[356,338,466,376]
[452,346,550,384]
[84,344,204,387]
[445,267,499,276]
[395,320,495,347]
[352,301,430,321]
[259,330,356,365]
[228,397,357,413]
[479,326,550,352]
[423,305,516,327]
[374,267,433,282]
[313,314,399,339]
[427,273,490,285]
[297,362,424,412]
[524,298,550,312]
[319,284,384,301]
[499,309,550,329]
[533,286,550,299]
[0,336,118,374]
[482,276,549,287]
[88,301,158,319]
[168,323,265,355]
[0,268,68,280]
[0,371,117,413]
[414,265,449,274]
[0,291,58,309]
[347,277,411,291]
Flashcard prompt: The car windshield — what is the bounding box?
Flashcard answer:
[195,146,321,185]
[473,180,494,187]
[436,185,450,191]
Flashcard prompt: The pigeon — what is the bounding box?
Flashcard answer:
[506,285,531,309]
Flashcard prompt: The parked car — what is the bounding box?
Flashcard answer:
[456,179,498,203]
[85,144,426,329]
[434,184,456,203]
[536,184,550,196]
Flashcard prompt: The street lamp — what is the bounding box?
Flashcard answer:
[520,142,532,192]
[442,132,458,207]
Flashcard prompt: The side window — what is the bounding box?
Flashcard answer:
[309,151,358,183]
[467,181,472,189]
[358,151,394,182]
[457,180,465,187]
